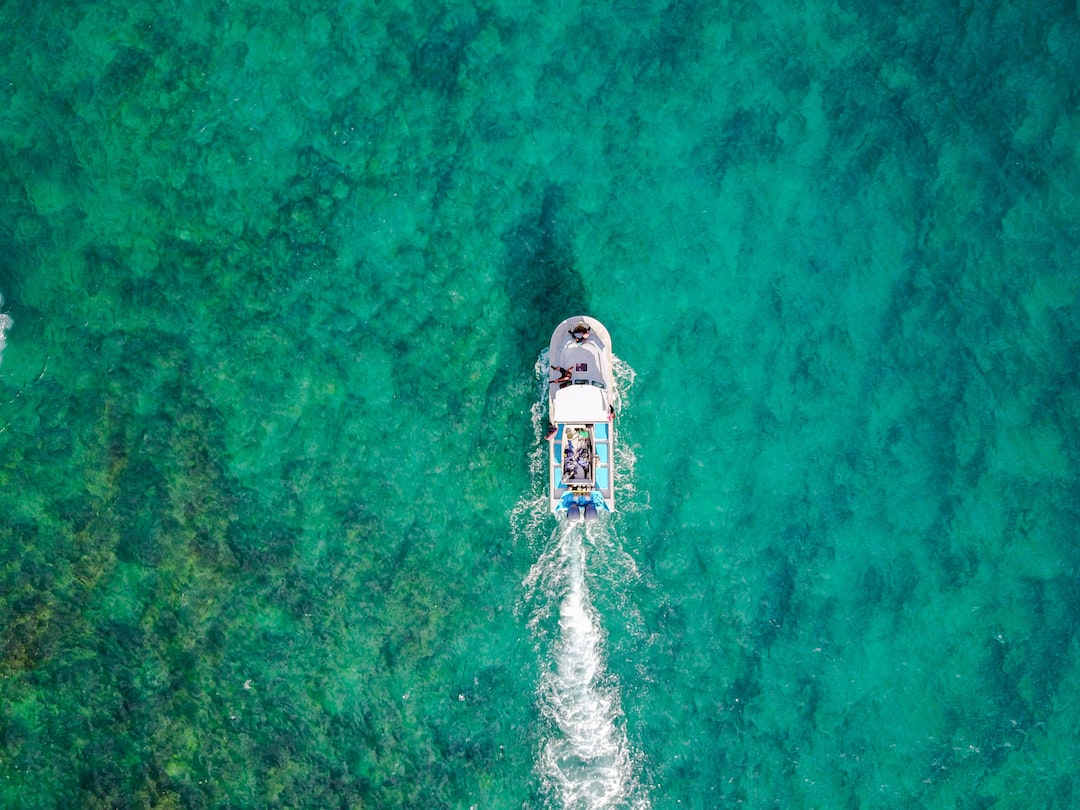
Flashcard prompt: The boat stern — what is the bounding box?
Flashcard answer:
[548,420,614,518]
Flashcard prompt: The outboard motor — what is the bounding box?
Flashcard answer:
[583,502,598,523]
[566,502,581,522]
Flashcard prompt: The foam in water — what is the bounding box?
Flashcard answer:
[0,293,11,368]
[532,522,645,809]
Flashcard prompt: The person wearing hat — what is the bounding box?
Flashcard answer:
[568,321,592,344]
[556,321,600,355]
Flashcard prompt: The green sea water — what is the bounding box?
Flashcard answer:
[2,0,1078,807]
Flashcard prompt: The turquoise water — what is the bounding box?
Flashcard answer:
[2,0,1078,807]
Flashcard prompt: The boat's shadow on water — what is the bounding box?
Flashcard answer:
[500,185,589,366]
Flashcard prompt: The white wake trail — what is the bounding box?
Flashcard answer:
[537,523,640,809]
[0,293,11,368]
[519,518,648,810]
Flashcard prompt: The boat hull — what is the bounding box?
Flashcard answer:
[547,316,616,519]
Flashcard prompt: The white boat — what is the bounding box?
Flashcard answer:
[547,316,617,521]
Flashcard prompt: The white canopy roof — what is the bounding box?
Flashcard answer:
[552,384,609,422]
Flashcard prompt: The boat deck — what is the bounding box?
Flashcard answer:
[549,421,612,501]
